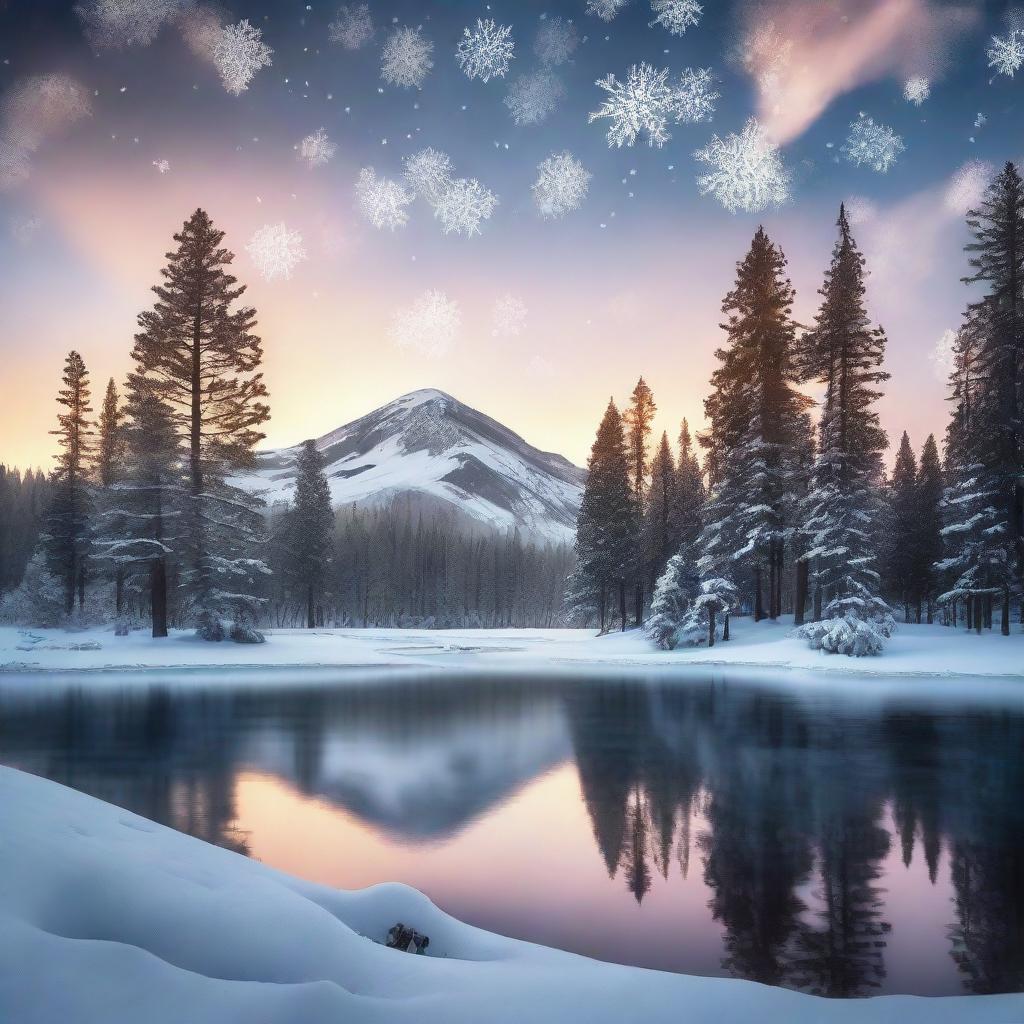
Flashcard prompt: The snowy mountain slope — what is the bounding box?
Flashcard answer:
[232,389,585,543]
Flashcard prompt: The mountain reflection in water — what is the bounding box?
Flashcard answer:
[0,673,1021,998]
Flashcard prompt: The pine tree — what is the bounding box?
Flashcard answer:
[796,206,893,655]
[623,377,656,624]
[884,432,919,622]
[571,400,635,632]
[43,350,94,615]
[643,431,675,591]
[287,440,335,628]
[698,227,811,622]
[670,419,704,555]
[131,209,271,641]
[915,435,944,623]
[94,377,129,615]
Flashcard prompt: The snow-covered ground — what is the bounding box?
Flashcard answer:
[1,616,1022,686]
[1,765,1020,1024]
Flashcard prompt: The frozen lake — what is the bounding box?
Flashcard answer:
[0,670,1020,998]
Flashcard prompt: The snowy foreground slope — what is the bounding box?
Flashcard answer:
[2,617,1023,685]
[230,388,585,543]
[1,766,1020,1024]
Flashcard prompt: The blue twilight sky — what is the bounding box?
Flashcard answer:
[0,0,1020,469]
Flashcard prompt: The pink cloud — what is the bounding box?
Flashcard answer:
[736,0,978,144]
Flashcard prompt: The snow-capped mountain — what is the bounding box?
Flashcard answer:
[233,389,585,543]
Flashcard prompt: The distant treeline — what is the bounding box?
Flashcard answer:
[0,466,50,594]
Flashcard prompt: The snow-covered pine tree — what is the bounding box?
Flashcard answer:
[883,431,919,621]
[131,209,271,642]
[623,377,656,624]
[669,419,704,555]
[697,227,811,622]
[915,435,944,623]
[286,440,335,628]
[643,431,675,594]
[796,205,894,655]
[43,350,94,615]
[94,377,128,616]
[571,400,635,632]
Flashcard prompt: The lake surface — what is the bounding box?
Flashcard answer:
[1,671,1021,998]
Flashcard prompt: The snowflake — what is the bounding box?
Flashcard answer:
[504,69,565,125]
[178,4,223,61]
[245,223,306,281]
[675,67,719,123]
[152,158,170,173]
[381,26,434,89]
[402,147,454,200]
[328,4,374,49]
[532,151,592,219]
[74,0,186,50]
[456,18,514,83]
[649,0,702,36]
[842,116,904,173]
[903,76,930,105]
[491,294,528,338]
[354,167,414,230]
[975,112,987,128]
[432,178,499,237]
[586,0,629,20]
[844,195,877,225]
[987,30,1024,77]
[945,159,995,215]
[534,16,578,67]
[589,62,678,148]
[213,20,273,96]
[929,328,957,381]
[298,127,336,168]
[390,290,461,358]
[694,117,791,213]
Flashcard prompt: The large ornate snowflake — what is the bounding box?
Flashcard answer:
[390,290,461,358]
[298,128,336,168]
[213,20,273,96]
[432,178,499,237]
[74,0,185,50]
[694,118,790,213]
[534,17,578,67]
[586,0,630,20]
[245,223,306,281]
[675,67,718,123]
[355,167,414,230]
[649,0,702,36]
[945,159,995,215]
[402,147,454,200]
[842,116,905,173]
[456,18,514,83]
[328,4,374,49]
[589,62,678,147]
[987,30,1024,77]
[504,69,565,125]
[532,151,592,219]
[903,76,930,105]
[381,26,435,88]
[492,294,528,338]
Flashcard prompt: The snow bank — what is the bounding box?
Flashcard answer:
[1,766,1020,1023]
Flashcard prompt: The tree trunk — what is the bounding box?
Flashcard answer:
[77,565,86,612]
[619,580,627,632]
[634,581,643,628]
[768,557,776,621]
[1002,586,1011,636]
[753,565,763,622]
[151,557,168,638]
[984,594,993,630]
[599,584,606,634]
[794,560,808,626]
[926,600,933,625]
[307,583,315,629]
[975,598,983,635]
[115,569,124,617]
[723,612,730,641]
[708,606,716,648]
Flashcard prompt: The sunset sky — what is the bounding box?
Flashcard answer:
[1,0,1021,471]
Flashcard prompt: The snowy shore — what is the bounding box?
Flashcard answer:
[1,616,1022,685]
[1,765,1021,1024]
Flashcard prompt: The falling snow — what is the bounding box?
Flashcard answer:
[694,117,790,213]
[213,20,273,96]
[355,167,414,230]
[432,178,499,237]
[456,18,515,83]
[328,4,374,50]
[929,328,957,380]
[903,76,930,105]
[649,0,702,36]
[152,158,170,173]
[586,0,630,20]
[589,62,679,148]
[390,290,461,357]
[532,151,592,219]
[245,222,306,281]
[842,116,905,173]
[381,26,435,89]
[987,30,1024,77]
[74,0,186,50]
[534,17,578,68]
[945,159,995,215]
[504,69,565,125]
[298,127,336,168]
[675,67,719,123]
[402,146,454,200]
[492,294,528,338]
